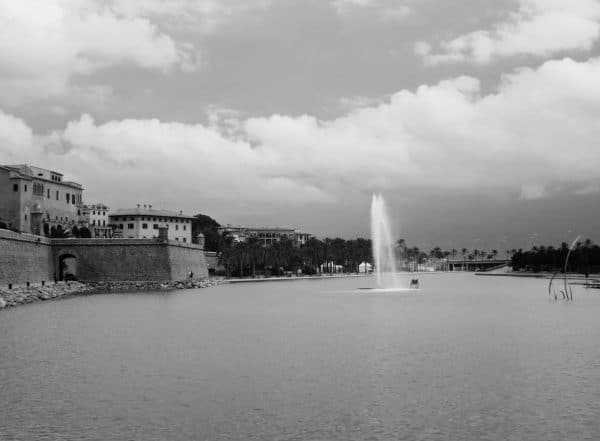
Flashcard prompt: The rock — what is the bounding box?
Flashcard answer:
[0,297,6,309]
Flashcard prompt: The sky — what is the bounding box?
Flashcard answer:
[2,0,600,251]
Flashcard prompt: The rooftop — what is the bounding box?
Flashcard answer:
[220,225,298,232]
[1,164,82,189]
[219,225,312,236]
[82,203,109,210]
[109,207,194,219]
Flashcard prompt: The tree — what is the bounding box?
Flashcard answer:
[430,246,443,259]
[192,214,221,251]
[50,225,71,238]
[217,231,235,277]
[246,236,261,278]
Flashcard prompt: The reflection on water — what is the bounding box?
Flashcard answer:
[1,274,600,441]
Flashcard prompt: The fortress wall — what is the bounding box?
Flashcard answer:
[167,242,209,280]
[51,239,172,282]
[0,229,53,285]
[1,234,210,284]
[51,239,208,282]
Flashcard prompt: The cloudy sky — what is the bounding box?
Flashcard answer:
[2,0,600,250]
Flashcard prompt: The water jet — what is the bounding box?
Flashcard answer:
[369,193,411,291]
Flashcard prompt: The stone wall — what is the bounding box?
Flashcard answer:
[168,242,208,280]
[51,239,208,282]
[0,229,53,285]
[1,232,209,284]
[51,239,172,281]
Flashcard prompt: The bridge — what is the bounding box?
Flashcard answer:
[445,259,511,272]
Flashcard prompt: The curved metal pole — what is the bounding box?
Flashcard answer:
[549,271,560,299]
[563,235,581,301]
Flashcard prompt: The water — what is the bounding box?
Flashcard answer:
[1,274,600,440]
[371,194,401,289]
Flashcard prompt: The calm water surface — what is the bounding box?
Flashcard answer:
[1,274,600,440]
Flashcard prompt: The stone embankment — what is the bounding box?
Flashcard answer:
[0,278,226,310]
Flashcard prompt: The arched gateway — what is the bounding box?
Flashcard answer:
[57,253,77,281]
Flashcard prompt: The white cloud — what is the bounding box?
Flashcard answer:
[111,0,273,33]
[0,0,199,106]
[333,0,414,20]
[3,56,600,215]
[520,184,546,200]
[418,0,600,64]
[0,110,33,162]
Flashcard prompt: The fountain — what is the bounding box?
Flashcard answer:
[370,193,405,290]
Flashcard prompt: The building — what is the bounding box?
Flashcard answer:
[79,203,112,238]
[0,164,83,236]
[217,225,312,246]
[109,205,193,243]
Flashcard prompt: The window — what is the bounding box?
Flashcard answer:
[13,184,18,192]
[128,223,134,229]
[56,190,59,200]
[92,220,96,226]
[66,193,70,203]
[175,238,179,241]
[25,214,28,220]
[93,211,96,215]
[102,220,105,227]
[142,223,148,229]
[183,226,186,231]
[24,184,27,192]
[47,189,50,198]
[183,238,187,243]
[175,225,179,230]
[153,224,158,229]
[119,224,124,229]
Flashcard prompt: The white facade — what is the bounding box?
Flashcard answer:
[109,206,193,243]
[0,164,83,236]
[217,225,312,246]
[79,203,112,238]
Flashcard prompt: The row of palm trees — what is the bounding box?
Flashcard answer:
[216,233,511,277]
[395,239,505,262]
[511,239,600,273]
[218,236,373,277]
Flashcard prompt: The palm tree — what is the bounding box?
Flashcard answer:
[246,236,261,278]
[461,248,468,260]
[217,231,235,277]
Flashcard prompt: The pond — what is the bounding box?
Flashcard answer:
[1,273,599,440]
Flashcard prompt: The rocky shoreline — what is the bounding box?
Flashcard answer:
[0,278,227,310]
